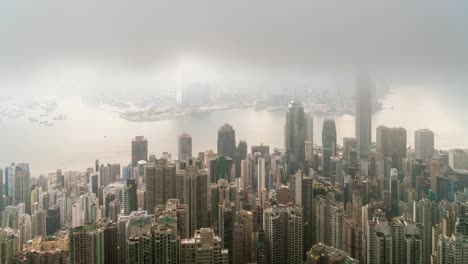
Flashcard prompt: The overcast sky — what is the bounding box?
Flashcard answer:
[1,1,467,95]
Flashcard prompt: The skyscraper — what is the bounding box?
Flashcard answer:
[178,133,192,162]
[356,77,372,160]
[376,126,407,170]
[13,163,31,214]
[257,158,266,193]
[415,129,435,161]
[132,136,148,168]
[217,123,236,159]
[285,100,306,175]
[123,179,138,215]
[322,119,337,178]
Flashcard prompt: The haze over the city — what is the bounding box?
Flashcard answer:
[1,1,467,96]
[1,2,468,264]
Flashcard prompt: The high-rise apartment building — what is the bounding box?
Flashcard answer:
[180,228,229,264]
[177,165,209,236]
[144,159,176,214]
[263,205,303,264]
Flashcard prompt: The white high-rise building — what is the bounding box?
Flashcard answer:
[449,149,468,170]
[72,203,82,228]
[241,159,253,190]
[257,158,266,193]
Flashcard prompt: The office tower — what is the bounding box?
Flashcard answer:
[376,126,407,170]
[178,165,209,236]
[178,133,192,162]
[69,224,105,264]
[305,114,314,143]
[46,206,60,236]
[251,144,270,156]
[257,158,266,193]
[180,228,229,264]
[0,228,21,264]
[237,210,253,263]
[12,163,31,214]
[415,129,435,161]
[153,214,179,263]
[99,163,121,187]
[4,166,15,205]
[123,179,138,215]
[305,141,314,163]
[343,138,357,165]
[356,77,372,160]
[235,140,248,179]
[263,205,303,264]
[306,243,356,264]
[218,123,236,159]
[449,149,468,170]
[240,160,253,190]
[285,100,306,175]
[322,119,337,178]
[237,140,248,160]
[210,156,233,183]
[132,136,148,168]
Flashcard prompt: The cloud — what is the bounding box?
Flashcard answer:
[1,0,467,93]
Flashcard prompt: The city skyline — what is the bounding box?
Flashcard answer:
[1,1,468,264]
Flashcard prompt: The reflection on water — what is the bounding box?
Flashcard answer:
[1,86,467,175]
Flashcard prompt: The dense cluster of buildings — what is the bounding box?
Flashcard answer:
[1,84,468,264]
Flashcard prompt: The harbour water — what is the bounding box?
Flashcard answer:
[0,86,467,176]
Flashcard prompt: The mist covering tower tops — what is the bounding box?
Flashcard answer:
[355,77,372,160]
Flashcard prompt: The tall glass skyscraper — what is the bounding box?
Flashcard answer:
[322,119,337,178]
[217,123,236,159]
[131,136,148,168]
[355,77,372,160]
[284,100,306,175]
